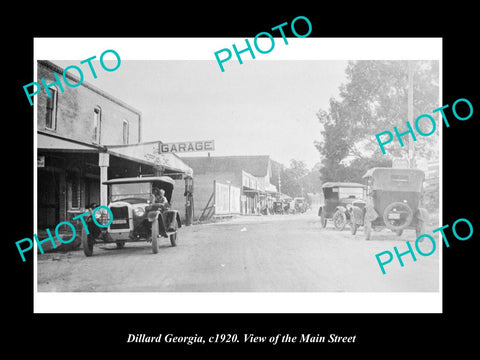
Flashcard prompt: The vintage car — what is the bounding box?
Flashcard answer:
[81,176,181,256]
[294,197,307,213]
[272,201,284,215]
[349,167,428,239]
[318,182,366,230]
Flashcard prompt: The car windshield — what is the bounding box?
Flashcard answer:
[338,187,364,199]
[110,182,151,202]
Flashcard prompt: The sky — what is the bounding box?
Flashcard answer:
[54,59,348,169]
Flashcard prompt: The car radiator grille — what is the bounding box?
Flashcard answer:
[109,206,130,229]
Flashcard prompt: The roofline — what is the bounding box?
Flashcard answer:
[322,182,366,188]
[180,155,271,159]
[363,167,426,178]
[37,60,142,117]
[102,176,175,185]
[38,131,191,174]
[38,130,107,151]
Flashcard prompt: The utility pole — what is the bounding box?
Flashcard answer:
[278,171,282,194]
[408,60,416,168]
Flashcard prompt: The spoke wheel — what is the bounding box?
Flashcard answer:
[333,210,347,231]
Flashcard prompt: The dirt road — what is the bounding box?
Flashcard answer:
[37,212,439,292]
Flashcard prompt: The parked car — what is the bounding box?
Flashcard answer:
[81,176,182,256]
[272,201,285,214]
[349,167,428,239]
[294,197,307,213]
[283,199,295,214]
[318,182,366,230]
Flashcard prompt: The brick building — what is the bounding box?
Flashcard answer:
[37,60,192,245]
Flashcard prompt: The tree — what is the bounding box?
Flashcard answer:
[315,60,439,182]
[279,159,309,197]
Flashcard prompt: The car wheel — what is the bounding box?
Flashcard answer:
[364,220,372,240]
[333,210,347,231]
[350,213,358,235]
[320,211,327,228]
[170,232,178,247]
[383,202,414,232]
[116,241,125,249]
[152,218,159,254]
[81,227,94,257]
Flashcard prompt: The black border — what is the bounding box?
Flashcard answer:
[8,7,479,355]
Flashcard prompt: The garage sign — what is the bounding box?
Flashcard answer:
[158,140,215,154]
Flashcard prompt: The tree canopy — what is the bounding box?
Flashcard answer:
[315,60,439,183]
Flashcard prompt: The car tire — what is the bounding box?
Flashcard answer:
[333,210,347,231]
[152,218,159,254]
[383,202,414,232]
[170,232,177,247]
[82,227,94,257]
[364,220,372,240]
[320,211,327,228]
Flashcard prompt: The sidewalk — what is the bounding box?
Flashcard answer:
[35,230,81,253]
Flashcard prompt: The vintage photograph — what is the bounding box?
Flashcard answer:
[33,38,441,312]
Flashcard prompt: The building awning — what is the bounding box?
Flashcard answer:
[38,131,105,153]
[265,183,277,193]
[37,132,193,177]
[106,141,193,177]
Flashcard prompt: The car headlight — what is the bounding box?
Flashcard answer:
[94,207,111,226]
[133,207,145,217]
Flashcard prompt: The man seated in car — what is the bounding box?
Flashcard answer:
[153,187,169,207]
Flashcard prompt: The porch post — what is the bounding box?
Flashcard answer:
[99,152,110,206]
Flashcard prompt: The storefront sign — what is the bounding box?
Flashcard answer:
[158,140,215,154]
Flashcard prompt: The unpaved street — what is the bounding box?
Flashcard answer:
[37,211,439,292]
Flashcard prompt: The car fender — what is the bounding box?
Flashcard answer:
[350,205,365,225]
[335,205,351,220]
[147,210,161,223]
[176,211,182,228]
[147,210,168,237]
[416,207,429,223]
[162,209,182,230]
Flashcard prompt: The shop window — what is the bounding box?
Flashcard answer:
[123,119,129,144]
[93,106,102,143]
[45,87,58,130]
[67,175,81,210]
[71,178,80,208]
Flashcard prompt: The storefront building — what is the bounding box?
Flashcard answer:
[36,61,192,248]
[181,155,277,217]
